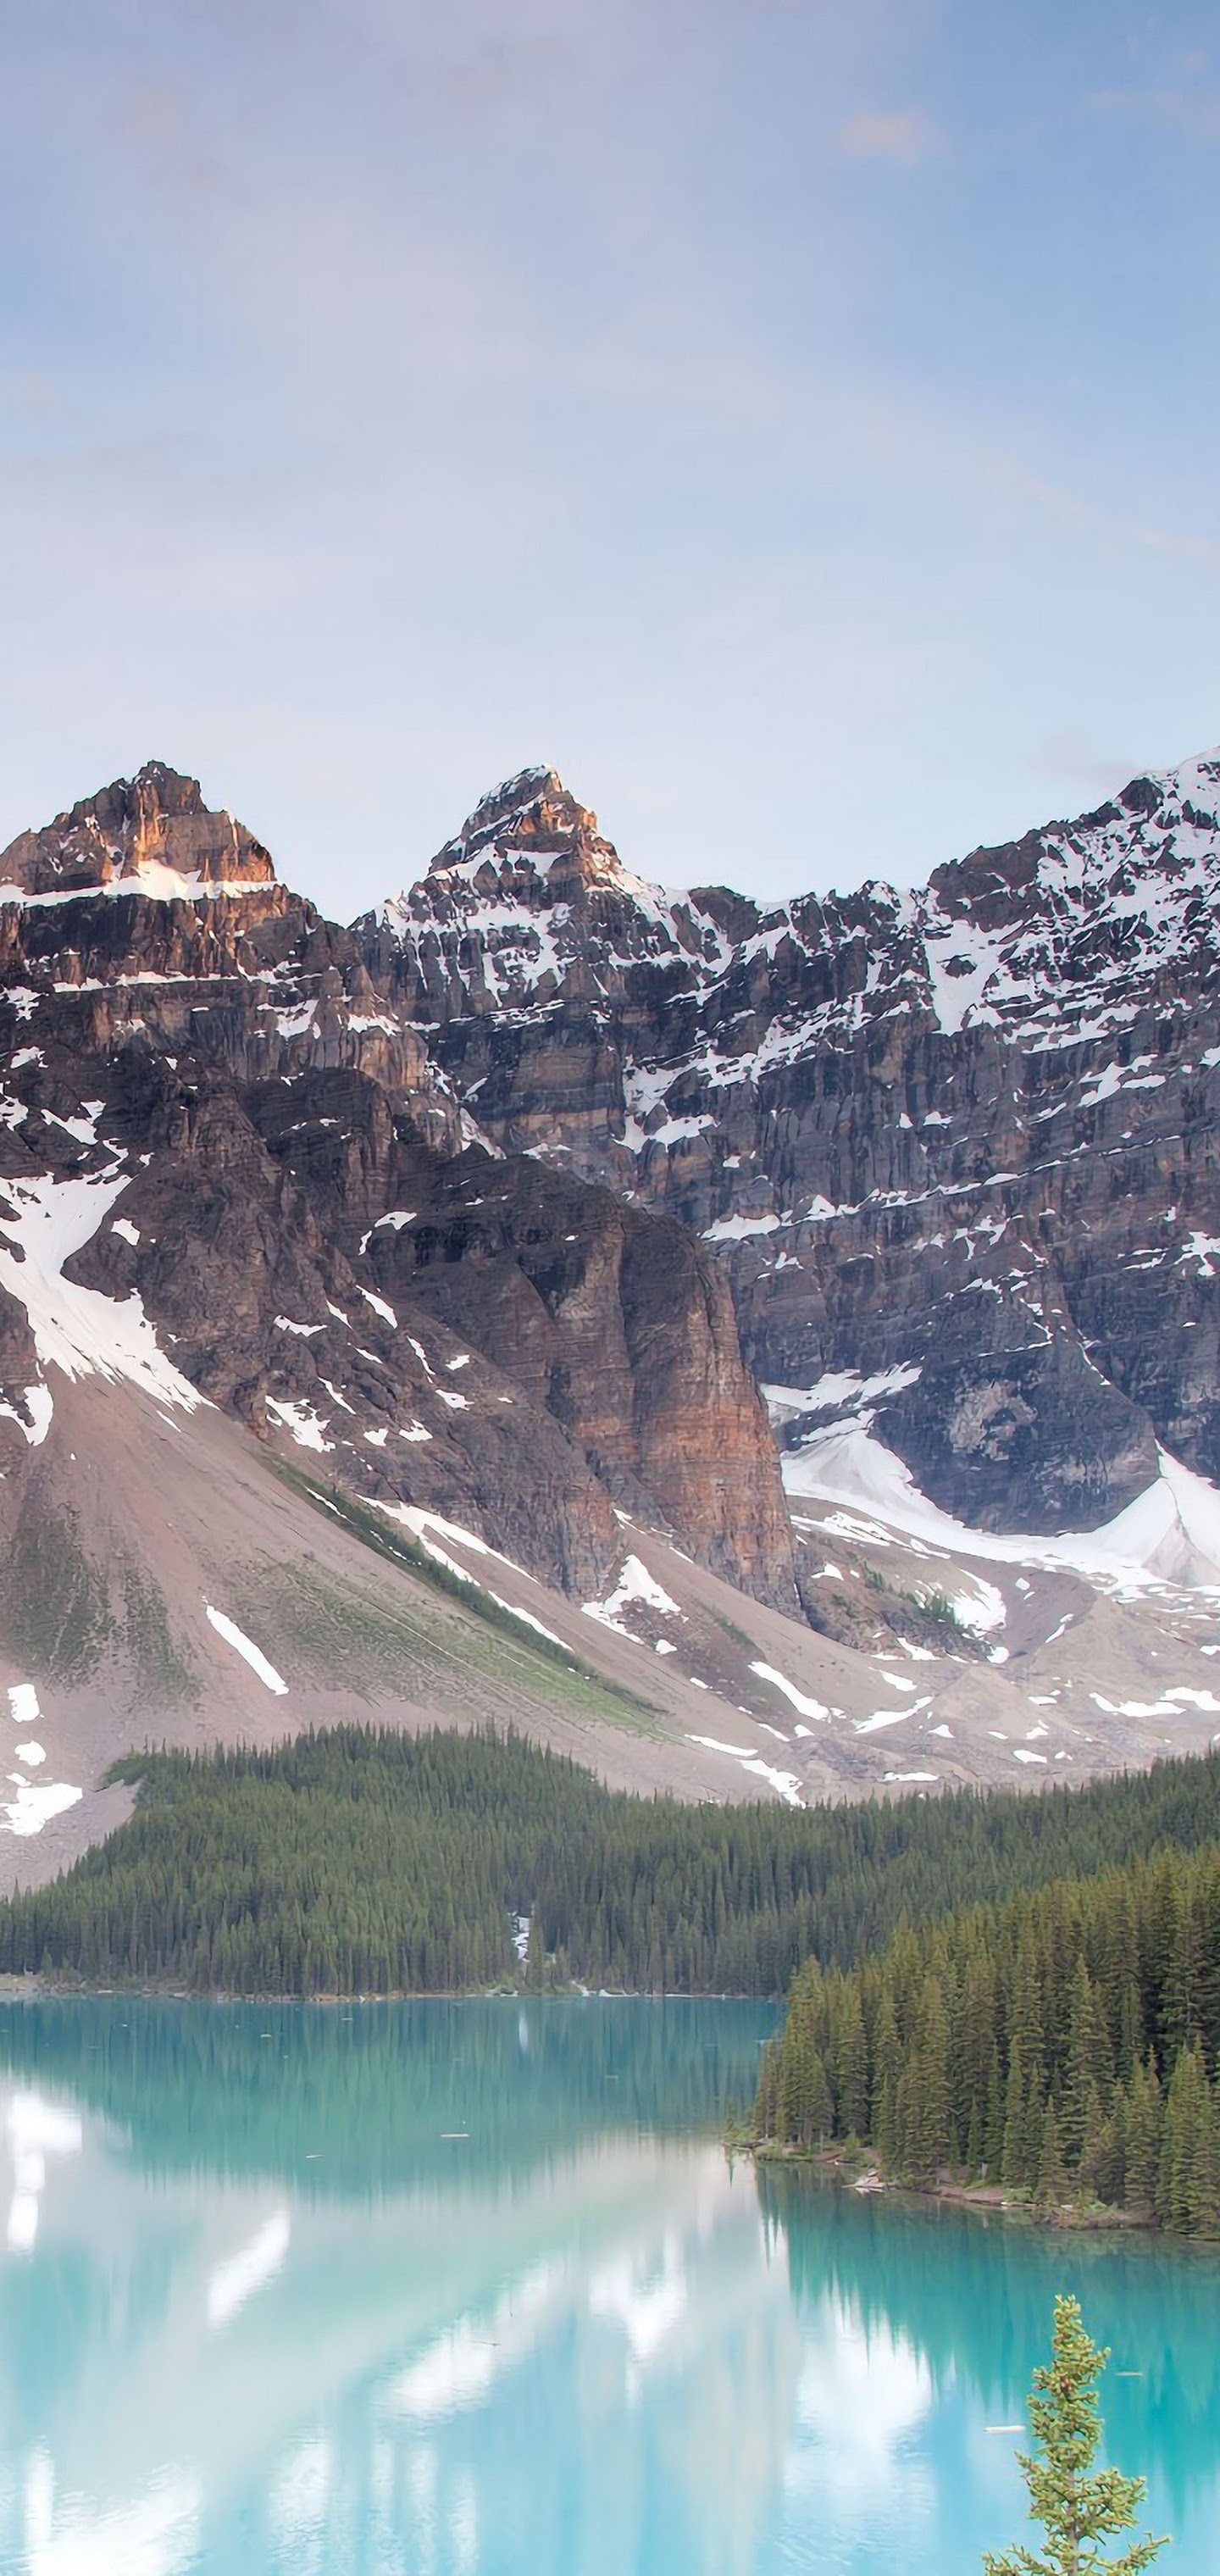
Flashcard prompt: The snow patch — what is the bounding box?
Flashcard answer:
[0,1382,53,1448]
[686,1735,803,1805]
[749,1662,830,1723]
[359,1287,397,1328]
[2,1776,82,1836]
[785,1418,1220,1596]
[205,1605,288,1696]
[582,1556,685,1635]
[0,1169,205,1418]
[265,1396,332,1453]
[762,1365,920,1422]
[702,1211,783,1243]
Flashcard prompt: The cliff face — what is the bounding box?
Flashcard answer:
[9,752,1220,1849]
[8,741,1220,1653]
[349,1149,796,1602]
[0,764,795,1610]
[362,756,1220,1533]
[0,760,277,897]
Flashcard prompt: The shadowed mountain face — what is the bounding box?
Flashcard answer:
[364,755,1220,1534]
[7,749,1220,1596]
[8,758,1220,1860]
[0,763,795,1615]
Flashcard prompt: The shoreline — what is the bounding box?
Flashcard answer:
[747,2140,1156,2239]
[0,1974,777,2007]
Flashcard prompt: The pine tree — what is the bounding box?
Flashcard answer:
[1034,2101,1066,2212]
[1003,2038,1031,2193]
[1075,2085,1111,2207]
[1123,2056,1162,2214]
[835,1985,870,2140]
[1062,1957,1108,2168]
[1184,2072,1220,2239]
[1157,2041,1209,2233]
[907,1972,952,2176]
[983,2295,1167,2576]
[871,1985,901,2168]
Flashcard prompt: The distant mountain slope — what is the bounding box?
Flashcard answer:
[8,1355,1220,1894]
[0,764,792,1623]
[5,757,1220,1866]
[365,758,1220,1537]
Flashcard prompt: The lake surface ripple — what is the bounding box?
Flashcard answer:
[0,1998,1217,2574]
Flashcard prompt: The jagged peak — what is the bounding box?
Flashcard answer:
[0,762,276,899]
[428,763,624,887]
[926,741,1220,933]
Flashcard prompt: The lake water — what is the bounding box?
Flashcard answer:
[0,1998,1217,2575]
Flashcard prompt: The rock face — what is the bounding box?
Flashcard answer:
[363,754,1220,1532]
[8,741,1220,1663]
[0,765,795,1612]
[350,1147,796,1600]
[0,760,277,897]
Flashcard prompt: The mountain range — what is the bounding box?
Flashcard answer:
[3,749,1220,1884]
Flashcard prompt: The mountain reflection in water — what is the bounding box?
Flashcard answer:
[0,1998,1216,2576]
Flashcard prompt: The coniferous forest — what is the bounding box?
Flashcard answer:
[753,1835,1220,2237]
[6,1728,1220,2025]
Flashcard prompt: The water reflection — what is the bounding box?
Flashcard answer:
[762,2172,1220,2534]
[0,2001,1214,2576]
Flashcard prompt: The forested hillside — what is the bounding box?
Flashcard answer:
[6,1727,1220,2001]
[754,1839,1220,2235]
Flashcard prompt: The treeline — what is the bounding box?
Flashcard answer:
[754,1838,1220,2235]
[6,1727,1220,2000]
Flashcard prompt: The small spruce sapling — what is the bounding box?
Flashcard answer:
[984,2295,1167,2576]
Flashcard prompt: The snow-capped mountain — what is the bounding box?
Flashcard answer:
[367,754,1220,1537]
[0,762,790,1610]
[7,748,1220,1877]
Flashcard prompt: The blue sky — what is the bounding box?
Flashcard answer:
[1,0,1218,913]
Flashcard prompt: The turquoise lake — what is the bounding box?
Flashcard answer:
[0,1997,1217,2574]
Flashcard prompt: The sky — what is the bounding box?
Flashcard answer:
[1,0,1218,916]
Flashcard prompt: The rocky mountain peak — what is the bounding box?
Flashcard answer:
[357,736,1220,1549]
[428,764,625,892]
[928,748,1220,932]
[0,762,276,900]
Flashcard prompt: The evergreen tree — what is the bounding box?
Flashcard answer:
[983,2296,1167,2576]
[1156,2044,1209,2234]
[1185,2071,1220,2239]
[1034,2101,1066,2212]
[909,1973,953,2176]
[1062,1958,1107,2168]
[1122,2057,1162,2214]
[835,1985,870,2140]
[871,1986,901,2169]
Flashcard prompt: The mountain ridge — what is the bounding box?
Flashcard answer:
[370,747,1220,1541]
[5,748,1220,1875]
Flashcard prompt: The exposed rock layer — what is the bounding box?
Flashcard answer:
[0,765,794,1609]
[364,757,1220,1530]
